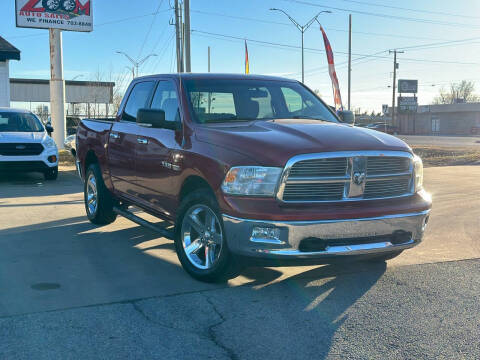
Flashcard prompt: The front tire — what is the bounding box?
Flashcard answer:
[84,163,117,225]
[44,166,58,180]
[175,189,241,282]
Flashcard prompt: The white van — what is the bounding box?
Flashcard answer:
[0,108,59,180]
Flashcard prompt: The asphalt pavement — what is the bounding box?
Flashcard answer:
[0,165,479,359]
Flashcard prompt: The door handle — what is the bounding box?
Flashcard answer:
[137,138,149,144]
[110,132,120,139]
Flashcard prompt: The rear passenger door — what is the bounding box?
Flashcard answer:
[135,80,183,214]
[108,81,155,196]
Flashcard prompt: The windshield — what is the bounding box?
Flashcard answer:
[0,112,44,132]
[183,79,339,124]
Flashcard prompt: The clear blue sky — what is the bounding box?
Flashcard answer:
[3,0,480,112]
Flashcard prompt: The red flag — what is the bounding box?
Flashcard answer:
[245,40,250,74]
[320,26,343,111]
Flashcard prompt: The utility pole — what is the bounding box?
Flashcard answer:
[208,46,211,72]
[389,49,404,127]
[270,8,331,83]
[184,0,191,72]
[174,0,182,73]
[348,14,352,111]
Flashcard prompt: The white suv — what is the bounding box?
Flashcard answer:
[0,108,59,180]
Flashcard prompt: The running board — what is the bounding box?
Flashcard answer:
[113,206,175,240]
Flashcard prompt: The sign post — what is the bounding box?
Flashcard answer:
[15,0,93,148]
[49,28,65,149]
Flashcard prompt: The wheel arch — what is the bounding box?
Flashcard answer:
[179,175,215,202]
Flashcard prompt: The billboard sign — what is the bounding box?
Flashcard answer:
[398,79,418,93]
[398,96,418,113]
[15,0,93,32]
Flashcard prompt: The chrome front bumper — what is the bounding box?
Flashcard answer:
[222,210,430,259]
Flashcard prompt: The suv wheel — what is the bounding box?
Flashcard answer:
[44,166,58,180]
[84,163,117,225]
[61,0,76,12]
[175,189,241,282]
[42,0,61,11]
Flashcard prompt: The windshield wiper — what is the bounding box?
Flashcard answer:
[291,115,328,121]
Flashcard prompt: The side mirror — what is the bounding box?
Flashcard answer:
[137,108,180,130]
[337,110,355,124]
[45,124,54,134]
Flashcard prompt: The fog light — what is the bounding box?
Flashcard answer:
[48,155,57,163]
[250,226,282,244]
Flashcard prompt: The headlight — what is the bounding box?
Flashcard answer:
[413,155,423,192]
[221,166,282,196]
[43,136,57,149]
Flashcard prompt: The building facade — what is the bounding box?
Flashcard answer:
[396,103,480,136]
[0,37,21,107]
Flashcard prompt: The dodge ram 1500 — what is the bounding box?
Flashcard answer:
[76,74,431,282]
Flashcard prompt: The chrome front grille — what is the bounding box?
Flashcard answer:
[278,151,414,202]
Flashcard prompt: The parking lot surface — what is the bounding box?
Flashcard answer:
[398,135,480,148]
[1,166,479,359]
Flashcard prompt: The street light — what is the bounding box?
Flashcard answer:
[71,74,84,81]
[270,8,331,83]
[116,51,158,78]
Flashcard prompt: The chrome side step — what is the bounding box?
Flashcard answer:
[113,206,175,240]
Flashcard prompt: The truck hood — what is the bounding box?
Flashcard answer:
[195,119,411,167]
[0,132,47,143]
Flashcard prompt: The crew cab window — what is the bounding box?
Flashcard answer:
[151,81,180,123]
[122,81,155,122]
[281,87,304,113]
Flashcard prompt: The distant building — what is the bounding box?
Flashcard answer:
[0,37,21,107]
[395,103,480,136]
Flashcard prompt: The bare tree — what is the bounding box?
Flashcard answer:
[433,80,480,104]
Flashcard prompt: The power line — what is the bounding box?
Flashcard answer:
[138,0,165,58]
[191,29,480,66]
[190,8,455,42]
[280,0,480,29]
[334,0,480,19]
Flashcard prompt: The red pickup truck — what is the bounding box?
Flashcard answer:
[76,74,431,282]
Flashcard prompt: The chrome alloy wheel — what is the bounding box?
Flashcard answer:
[181,205,223,270]
[86,173,98,216]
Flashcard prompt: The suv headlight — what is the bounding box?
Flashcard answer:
[43,136,57,149]
[222,166,282,196]
[413,155,423,192]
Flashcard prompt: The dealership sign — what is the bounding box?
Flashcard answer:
[15,0,93,32]
[398,96,418,113]
[398,79,418,94]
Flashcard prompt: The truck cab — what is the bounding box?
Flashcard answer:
[76,74,431,282]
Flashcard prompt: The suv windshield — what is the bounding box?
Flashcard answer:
[0,112,44,132]
[183,79,339,124]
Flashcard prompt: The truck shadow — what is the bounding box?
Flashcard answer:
[0,215,386,358]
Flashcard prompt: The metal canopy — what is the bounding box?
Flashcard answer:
[10,78,114,103]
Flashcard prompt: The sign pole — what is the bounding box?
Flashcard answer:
[49,28,65,149]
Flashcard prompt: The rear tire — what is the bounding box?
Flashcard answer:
[44,166,58,180]
[175,189,242,282]
[84,163,117,225]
